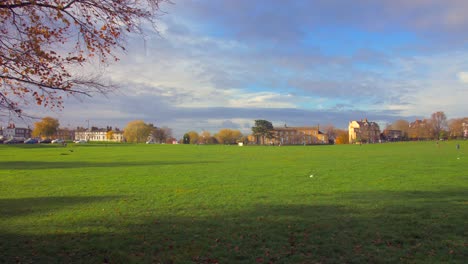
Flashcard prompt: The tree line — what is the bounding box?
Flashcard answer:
[28,118,175,143]
[384,111,466,140]
[182,129,247,145]
[22,111,468,144]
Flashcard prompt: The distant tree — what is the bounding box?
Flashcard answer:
[207,136,219,144]
[0,0,167,116]
[408,119,432,140]
[448,118,467,139]
[322,124,337,141]
[182,133,190,144]
[152,128,164,143]
[32,116,59,138]
[334,129,349,144]
[151,126,172,143]
[106,130,114,140]
[390,120,409,138]
[165,137,177,144]
[439,130,448,140]
[123,120,151,143]
[215,129,242,144]
[430,111,448,139]
[239,135,250,145]
[385,119,409,140]
[185,131,199,144]
[199,131,212,144]
[161,127,173,140]
[252,120,274,144]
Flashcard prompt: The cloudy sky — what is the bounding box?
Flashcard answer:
[16,0,468,137]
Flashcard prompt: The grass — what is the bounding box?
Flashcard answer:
[0,141,467,263]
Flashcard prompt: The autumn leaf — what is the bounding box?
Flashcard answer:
[0,0,167,115]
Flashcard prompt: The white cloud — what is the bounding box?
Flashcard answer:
[224,92,297,108]
[457,72,468,84]
[380,52,468,117]
[12,1,468,137]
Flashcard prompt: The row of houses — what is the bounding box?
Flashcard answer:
[347,119,409,143]
[349,118,468,143]
[252,119,395,145]
[1,123,330,145]
[2,118,467,144]
[0,124,125,142]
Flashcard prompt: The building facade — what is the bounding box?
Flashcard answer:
[349,119,381,143]
[74,128,124,142]
[55,128,76,141]
[408,119,432,140]
[252,125,328,145]
[0,123,31,140]
[463,120,468,138]
[382,129,403,141]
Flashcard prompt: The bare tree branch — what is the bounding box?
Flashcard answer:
[0,0,168,116]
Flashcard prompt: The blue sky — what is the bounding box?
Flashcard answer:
[14,0,468,137]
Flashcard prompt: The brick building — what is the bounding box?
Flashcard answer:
[252,125,328,145]
[349,119,381,143]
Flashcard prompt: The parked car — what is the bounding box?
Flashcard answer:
[4,138,20,144]
[51,139,64,144]
[74,139,87,144]
[39,139,52,144]
[24,138,39,144]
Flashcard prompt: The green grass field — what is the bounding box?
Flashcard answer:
[0,141,467,263]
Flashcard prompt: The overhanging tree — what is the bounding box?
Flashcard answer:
[0,0,166,115]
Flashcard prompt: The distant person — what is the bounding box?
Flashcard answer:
[456,144,460,150]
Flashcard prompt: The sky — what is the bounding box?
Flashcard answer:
[9,0,468,137]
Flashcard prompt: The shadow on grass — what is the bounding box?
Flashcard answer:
[0,190,466,263]
[0,160,220,170]
[69,144,139,147]
[0,143,149,149]
[0,196,123,219]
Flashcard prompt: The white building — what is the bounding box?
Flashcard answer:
[74,129,124,142]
